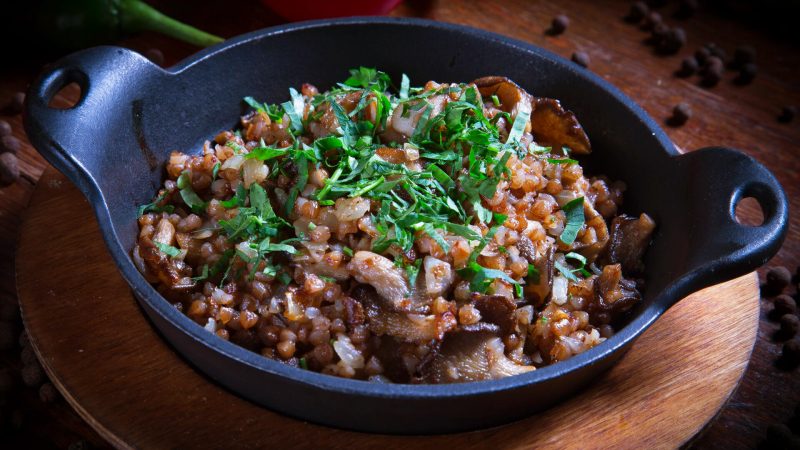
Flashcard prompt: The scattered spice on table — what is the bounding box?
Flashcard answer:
[656,27,686,54]
[39,382,59,403]
[145,48,165,66]
[571,51,590,67]
[695,46,711,65]
[4,92,24,115]
[641,11,662,30]
[735,63,757,85]
[0,120,10,136]
[767,266,792,294]
[778,315,800,341]
[549,14,569,35]
[0,152,19,186]
[1,135,21,154]
[669,102,691,126]
[772,295,798,319]
[20,344,37,365]
[779,106,796,123]
[677,56,699,77]
[21,361,44,387]
[731,45,756,69]
[675,0,699,19]
[626,1,649,23]
[701,56,724,87]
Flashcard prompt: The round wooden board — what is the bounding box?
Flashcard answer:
[17,168,760,449]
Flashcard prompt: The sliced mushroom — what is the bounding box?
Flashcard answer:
[605,213,656,275]
[473,294,517,335]
[589,264,641,324]
[353,285,451,343]
[529,97,591,154]
[473,76,532,122]
[524,239,555,307]
[418,323,535,383]
[348,251,409,307]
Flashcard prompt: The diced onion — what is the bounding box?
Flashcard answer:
[552,275,569,305]
[333,334,365,369]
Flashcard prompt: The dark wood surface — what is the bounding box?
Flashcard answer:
[0,0,798,448]
[16,169,761,448]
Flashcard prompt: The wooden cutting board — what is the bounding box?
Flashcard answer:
[16,167,759,449]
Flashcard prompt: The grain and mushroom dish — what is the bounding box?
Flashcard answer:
[134,68,655,384]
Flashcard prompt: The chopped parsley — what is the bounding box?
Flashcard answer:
[154,241,180,258]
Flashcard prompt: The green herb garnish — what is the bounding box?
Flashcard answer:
[559,197,585,245]
[154,241,180,258]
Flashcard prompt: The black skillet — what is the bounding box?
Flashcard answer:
[23,18,788,434]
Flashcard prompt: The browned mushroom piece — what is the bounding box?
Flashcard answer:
[473,294,517,335]
[604,213,656,274]
[353,285,454,343]
[473,76,531,118]
[520,239,555,306]
[589,264,641,325]
[529,97,591,154]
[417,323,535,383]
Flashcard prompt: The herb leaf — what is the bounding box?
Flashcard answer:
[154,241,181,258]
[559,197,585,245]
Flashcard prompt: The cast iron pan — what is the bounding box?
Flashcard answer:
[23,18,788,434]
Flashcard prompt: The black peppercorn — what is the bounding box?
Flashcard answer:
[549,15,569,35]
[4,92,24,115]
[735,63,757,85]
[571,51,590,68]
[772,295,798,319]
[0,135,21,154]
[0,120,10,137]
[657,27,686,54]
[778,106,797,123]
[668,103,692,126]
[641,11,662,31]
[0,152,19,186]
[701,56,724,87]
[626,2,649,23]
[766,266,792,294]
[677,56,699,77]
[695,47,711,65]
[21,362,44,387]
[777,314,800,340]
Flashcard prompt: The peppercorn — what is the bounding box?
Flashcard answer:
[571,51,590,68]
[1,135,21,154]
[675,0,699,19]
[626,2,649,23]
[4,92,24,115]
[706,43,728,63]
[641,11,662,31]
[777,314,800,340]
[21,362,44,387]
[648,23,670,45]
[772,295,798,319]
[731,45,756,70]
[0,152,19,186]
[778,106,797,123]
[549,15,569,35]
[657,27,686,54]
[695,47,711,65]
[735,63,757,85]
[668,103,691,126]
[20,344,37,365]
[677,56,698,77]
[0,120,10,137]
[144,48,164,66]
[701,56,724,87]
[766,266,792,294]
[39,382,59,403]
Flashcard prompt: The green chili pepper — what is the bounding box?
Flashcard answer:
[35,0,224,51]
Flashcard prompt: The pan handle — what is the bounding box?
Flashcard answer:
[665,146,788,303]
[23,46,161,195]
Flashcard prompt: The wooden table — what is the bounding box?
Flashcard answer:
[1,0,798,448]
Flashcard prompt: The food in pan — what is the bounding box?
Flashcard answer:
[133,68,655,383]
